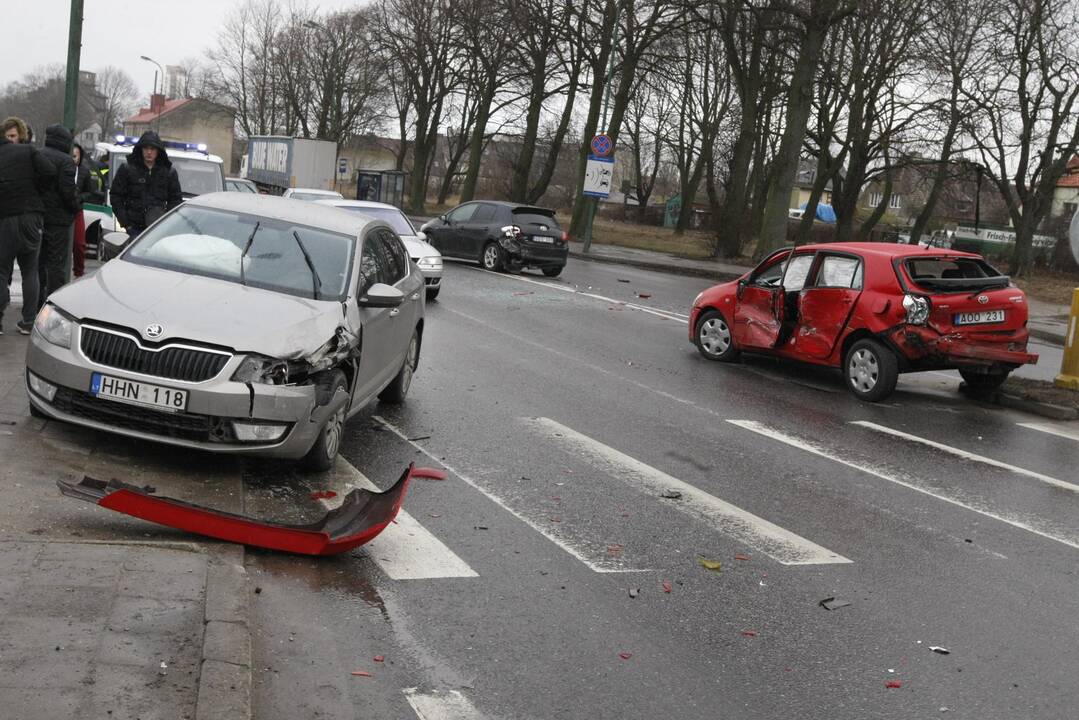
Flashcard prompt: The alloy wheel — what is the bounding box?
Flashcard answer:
[699,317,731,356]
[848,348,879,393]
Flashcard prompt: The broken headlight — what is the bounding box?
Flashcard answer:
[34,304,74,348]
[231,355,289,385]
[902,294,930,325]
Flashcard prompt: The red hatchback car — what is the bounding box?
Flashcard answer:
[689,242,1039,401]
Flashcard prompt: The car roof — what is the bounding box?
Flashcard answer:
[315,199,401,211]
[185,192,375,237]
[794,241,981,260]
[287,188,342,195]
[95,142,224,164]
[461,200,556,212]
[226,177,254,182]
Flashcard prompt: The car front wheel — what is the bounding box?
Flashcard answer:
[302,369,348,472]
[379,330,418,404]
[694,309,739,362]
[542,266,563,277]
[481,243,504,271]
[844,338,899,402]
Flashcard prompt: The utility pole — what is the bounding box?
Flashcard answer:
[62,0,85,131]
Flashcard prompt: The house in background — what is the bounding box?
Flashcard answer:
[123,95,235,170]
[860,160,1011,230]
[1050,155,1079,220]
[790,159,836,209]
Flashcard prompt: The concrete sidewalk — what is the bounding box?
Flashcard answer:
[0,281,251,719]
[568,240,1073,346]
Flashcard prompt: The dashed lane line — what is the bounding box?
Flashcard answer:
[851,421,1079,494]
[729,420,1079,553]
[531,417,851,566]
[404,688,484,720]
[374,416,649,573]
[1017,421,1079,443]
[319,458,478,580]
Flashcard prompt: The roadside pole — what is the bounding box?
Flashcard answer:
[1060,213,1079,389]
[581,10,620,254]
[63,0,85,131]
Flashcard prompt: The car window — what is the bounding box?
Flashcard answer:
[169,158,224,195]
[903,256,1006,292]
[125,205,354,301]
[289,191,342,201]
[358,233,391,295]
[512,210,559,229]
[472,204,497,222]
[446,204,478,223]
[782,254,814,291]
[750,253,789,287]
[815,255,862,289]
[378,229,409,285]
[338,206,415,235]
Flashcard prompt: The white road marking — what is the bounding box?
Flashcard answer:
[320,458,478,580]
[1018,421,1079,443]
[374,416,647,573]
[404,689,484,720]
[729,420,1079,552]
[530,417,850,565]
[477,267,691,322]
[851,421,1079,494]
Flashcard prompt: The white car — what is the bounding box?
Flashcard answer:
[316,199,443,300]
[284,188,344,202]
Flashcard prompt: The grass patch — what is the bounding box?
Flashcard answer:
[1013,270,1079,306]
[1002,377,1079,410]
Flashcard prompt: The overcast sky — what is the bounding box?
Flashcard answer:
[3,0,363,97]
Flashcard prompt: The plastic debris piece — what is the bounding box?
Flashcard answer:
[513,291,534,296]
[549,516,562,523]
[734,554,750,561]
[819,597,853,611]
[474,525,489,530]
[607,544,623,555]
[698,557,722,572]
[636,293,652,299]
[619,652,633,660]
[617,278,630,283]
[373,655,385,663]
[740,630,757,637]
[662,581,672,593]
[930,646,950,655]
[551,496,562,502]
[660,489,682,500]
[408,435,432,442]
[628,588,639,599]
[428,513,442,518]
[309,490,337,500]
[351,670,373,677]
[885,680,902,689]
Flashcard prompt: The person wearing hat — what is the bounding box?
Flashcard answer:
[108,130,182,239]
[37,124,80,307]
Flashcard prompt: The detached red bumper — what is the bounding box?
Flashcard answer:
[58,463,445,556]
[889,326,1038,367]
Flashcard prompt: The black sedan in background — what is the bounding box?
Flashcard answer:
[421,201,568,277]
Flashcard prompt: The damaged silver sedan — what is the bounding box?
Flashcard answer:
[25,192,424,471]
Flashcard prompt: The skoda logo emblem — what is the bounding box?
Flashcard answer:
[145,323,164,339]
[977,295,989,305]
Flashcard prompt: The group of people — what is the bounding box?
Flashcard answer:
[0,118,182,336]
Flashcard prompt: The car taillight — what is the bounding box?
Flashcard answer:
[902,294,930,325]
[561,231,569,243]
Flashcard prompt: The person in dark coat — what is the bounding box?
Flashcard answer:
[37,124,80,307]
[0,116,55,335]
[71,143,103,278]
[109,130,182,238]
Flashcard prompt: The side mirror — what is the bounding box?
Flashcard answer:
[416,230,427,241]
[358,283,405,308]
[736,277,748,299]
[102,231,130,261]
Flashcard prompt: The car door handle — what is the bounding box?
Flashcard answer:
[389,308,400,317]
[410,292,420,301]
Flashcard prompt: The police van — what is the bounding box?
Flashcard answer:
[85,135,225,258]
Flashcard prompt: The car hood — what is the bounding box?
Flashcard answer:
[400,235,439,261]
[51,260,346,358]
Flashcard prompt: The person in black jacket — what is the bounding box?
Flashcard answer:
[0,116,55,335]
[37,124,80,307]
[71,143,103,278]
[109,130,182,238]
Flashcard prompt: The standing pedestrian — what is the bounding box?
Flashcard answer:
[71,143,103,278]
[37,124,80,307]
[0,116,54,336]
[108,130,182,239]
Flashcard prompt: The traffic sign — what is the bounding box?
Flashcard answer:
[590,133,614,158]
[338,157,348,175]
[583,155,614,198]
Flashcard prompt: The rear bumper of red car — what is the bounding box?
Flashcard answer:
[888,326,1038,367]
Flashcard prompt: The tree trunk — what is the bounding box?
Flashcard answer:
[458,80,495,202]
[509,62,548,203]
[715,105,757,256]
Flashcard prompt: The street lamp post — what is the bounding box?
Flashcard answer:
[62,0,85,131]
[140,55,164,96]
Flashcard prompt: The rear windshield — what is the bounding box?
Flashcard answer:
[513,209,559,230]
[289,191,343,201]
[904,257,1009,292]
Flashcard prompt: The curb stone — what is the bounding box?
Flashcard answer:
[1027,326,1068,346]
[197,543,251,720]
[960,384,1079,420]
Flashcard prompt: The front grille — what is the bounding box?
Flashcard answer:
[81,327,231,382]
[51,386,236,442]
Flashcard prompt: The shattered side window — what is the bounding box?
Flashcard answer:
[782,254,815,291]
[751,253,789,287]
[816,256,861,289]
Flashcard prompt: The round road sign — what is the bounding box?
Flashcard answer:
[590,133,613,157]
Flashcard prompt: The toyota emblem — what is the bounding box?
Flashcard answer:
[977,295,989,305]
[145,323,164,339]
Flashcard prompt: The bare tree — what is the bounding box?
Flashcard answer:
[94,66,139,133]
[622,73,673,221]
[965,0,1079,275]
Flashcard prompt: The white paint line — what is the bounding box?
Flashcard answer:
[477,267,691,322]
[321,459,478,580]
[374,416,647,573]
[1018,421,1079,443]
[531,417,850,565]
[729,420,1079,552]
[404,688,484,720]
[851,421,1079,494]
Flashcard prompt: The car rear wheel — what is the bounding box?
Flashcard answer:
[379,330,418,404]
[302,369,348,472]
[959,367,1010,391]
[844,338,899,402]
[425,287,440,302]
[694,309,739,362]
[542,266,563,277]
[481,243,504,271]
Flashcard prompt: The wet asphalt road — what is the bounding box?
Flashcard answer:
[243,259,1079,720]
